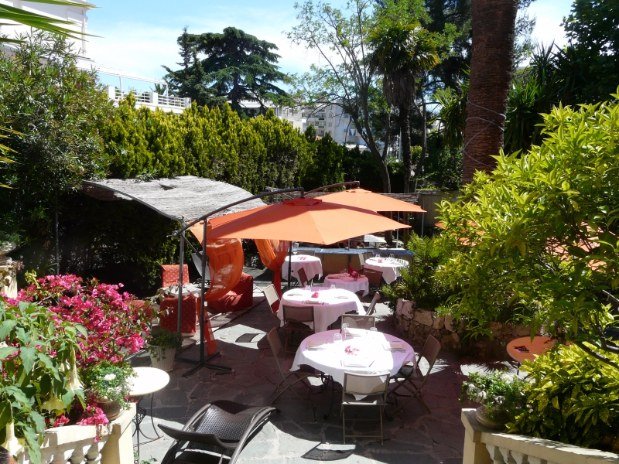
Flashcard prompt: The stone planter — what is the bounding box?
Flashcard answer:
[474,406,504,431]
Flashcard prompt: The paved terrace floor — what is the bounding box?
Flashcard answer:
[131,275,467,463]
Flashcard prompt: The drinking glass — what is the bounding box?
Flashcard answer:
[333,332,342,343]
[341,323,349,341]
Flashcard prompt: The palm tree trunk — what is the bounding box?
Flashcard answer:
[462,0,518,184]
[400,104,412,193]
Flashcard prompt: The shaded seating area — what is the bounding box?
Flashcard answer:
[158,400,276,464]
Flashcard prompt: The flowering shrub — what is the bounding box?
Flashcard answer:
[18,274,152,366]
[460,370,526,424]
[1,274,154,462]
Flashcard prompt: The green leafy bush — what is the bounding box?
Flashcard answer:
[0,298,84,463]
[382,233,453,310]
[436,90,619,351]
[512,344,619,448]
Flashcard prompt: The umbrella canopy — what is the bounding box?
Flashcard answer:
[317,188,426,213]
[208,197,409,245]
[363,234,387,244]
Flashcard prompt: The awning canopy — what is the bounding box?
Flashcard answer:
[81,176,265,223]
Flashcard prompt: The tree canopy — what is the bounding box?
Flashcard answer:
[437,91,619,368]
[164,27,291,114]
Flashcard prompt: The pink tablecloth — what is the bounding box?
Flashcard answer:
[324,273,369,296]
[279,288,363,332]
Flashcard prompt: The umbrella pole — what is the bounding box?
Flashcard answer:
[180,220,231,377]
[286,244,293,290]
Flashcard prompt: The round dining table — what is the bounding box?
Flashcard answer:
[281,254,323,282]
[506,336,556,364]
[291,329,415,385]
[363,257,408,284]
[279,287,364,333]
[324,273,369,296]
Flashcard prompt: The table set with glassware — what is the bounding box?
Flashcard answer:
[291,328,415,386]
[323,272,370,296]
[363,256,408,284]
[279,287,364,333]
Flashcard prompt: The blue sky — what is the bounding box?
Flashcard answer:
[86,0,574,91]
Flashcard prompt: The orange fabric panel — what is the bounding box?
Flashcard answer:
[255,239,289,302]
[188,221,244,302]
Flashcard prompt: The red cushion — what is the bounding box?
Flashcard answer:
[208,273,254,313]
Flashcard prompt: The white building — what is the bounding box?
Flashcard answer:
[275,104,367,148]
[0,1,190,113]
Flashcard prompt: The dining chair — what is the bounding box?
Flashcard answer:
[361,267,383,291]
[341,371,390,444]
[266,328,313,404]
[262,284,280,312]
[365,291,381,316]
[297,267,311,287]
[281,304,315,352]
[389,334,441,412]
[340,314,376,330]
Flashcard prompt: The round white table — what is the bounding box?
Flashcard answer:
[281,254,323,282]
[129,367,170,397]
[279,288,364,333]
[324,273,369,297]
[129,367,170,459]
[363,257,408,284]
[291,329,414,386]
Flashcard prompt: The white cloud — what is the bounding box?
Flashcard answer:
[527,1,571,49]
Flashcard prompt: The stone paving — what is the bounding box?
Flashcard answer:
[131,285,467,463]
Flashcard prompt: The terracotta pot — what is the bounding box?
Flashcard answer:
[96,399,122,421]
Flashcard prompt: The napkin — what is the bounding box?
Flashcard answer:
[385,341,406,351]
[341,357,373,368]
[346,328,367,338]
[306,339,323,350]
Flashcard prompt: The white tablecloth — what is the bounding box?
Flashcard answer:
[363,257,408,284]
[281,255,323,282]
[279,288,364,333]
[291,329,414,385]
[324,273,369,297]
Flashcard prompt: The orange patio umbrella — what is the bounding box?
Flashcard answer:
[317,188,426,213]
[208,197,409,244]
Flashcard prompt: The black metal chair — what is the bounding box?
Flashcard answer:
[159,400,276,464]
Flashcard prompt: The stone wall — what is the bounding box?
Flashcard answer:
[394,298,460,350]
[394,298,536,358]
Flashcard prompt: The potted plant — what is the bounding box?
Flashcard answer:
[147,327,182,372]
[460,370,525,429]
[81,362,134,421]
